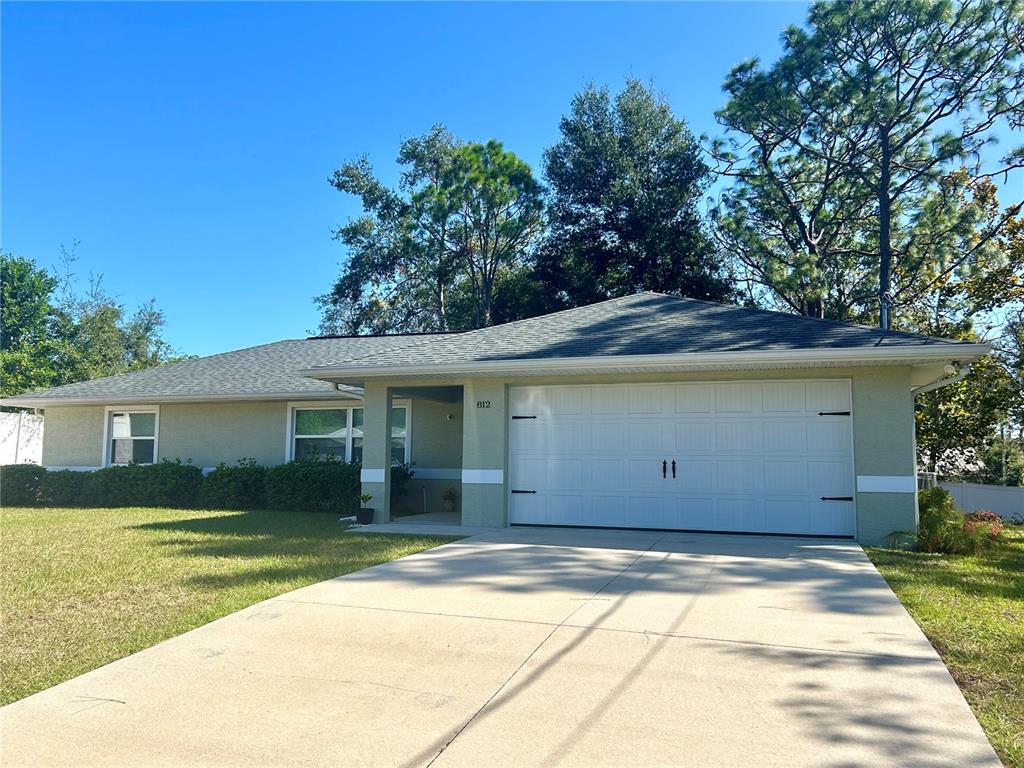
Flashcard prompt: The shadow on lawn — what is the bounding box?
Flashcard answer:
[130,511,457,588]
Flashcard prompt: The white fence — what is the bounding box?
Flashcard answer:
[939,481,1024,520]
[0,411,44,465]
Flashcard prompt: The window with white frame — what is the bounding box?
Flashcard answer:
[108,410,158,465]
[291,405,408,464]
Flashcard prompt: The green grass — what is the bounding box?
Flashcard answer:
[0,506,454,706]
[866,525,1024,768]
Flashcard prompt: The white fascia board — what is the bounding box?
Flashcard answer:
[0,390,365,409]
[300,343,991,382]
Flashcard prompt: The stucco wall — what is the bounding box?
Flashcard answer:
[159,402,288,467]
[41,406,105,467]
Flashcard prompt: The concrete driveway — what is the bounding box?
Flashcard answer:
[0,528,1000,768]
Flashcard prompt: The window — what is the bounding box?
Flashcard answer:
[290,404,408,464]
[293,408,348,460]
[107,410,158,465]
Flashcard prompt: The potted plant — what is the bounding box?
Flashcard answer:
[356,494,375,525]
[441,487,459,514]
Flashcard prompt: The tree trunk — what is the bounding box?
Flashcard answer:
[878,133,892,331]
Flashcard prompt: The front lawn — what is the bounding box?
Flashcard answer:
[867,526,1024,768]
[0,507,454,705]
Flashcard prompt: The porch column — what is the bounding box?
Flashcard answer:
[461,380,507,527]
[360,381,393,523]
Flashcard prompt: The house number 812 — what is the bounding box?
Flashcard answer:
[476,400,491,409]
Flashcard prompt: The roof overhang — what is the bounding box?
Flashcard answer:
[301,343,992,386]
[0,389,363,409]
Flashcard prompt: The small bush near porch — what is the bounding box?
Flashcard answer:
[866,526,1024,767]
[0,507,454,705]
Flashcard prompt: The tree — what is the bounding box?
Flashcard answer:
[319,129,544,333]
[715,0,1024,329]
[0,247,179,398]
[445,141,544,327]
[536,79,733,309]
[0,253,58,397]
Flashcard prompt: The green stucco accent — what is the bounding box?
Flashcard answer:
[160,402,287,467]
[460,380,508,527]
[41,406,105,467]
[360,383,392,523]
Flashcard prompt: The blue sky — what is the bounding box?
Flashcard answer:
[2,2,1014,357]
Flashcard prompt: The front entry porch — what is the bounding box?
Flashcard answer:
[358,381,508,529]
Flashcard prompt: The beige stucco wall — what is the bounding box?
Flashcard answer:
[41,406,105,467]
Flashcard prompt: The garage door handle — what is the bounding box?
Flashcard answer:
[662,460,667,478]
[671,460,676,479]
[821,496,854,501]
[511,489,537,494]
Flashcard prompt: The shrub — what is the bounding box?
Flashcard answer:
[200,459,266,510]
[391,462,414,497]
[917,488,1003,555]
[81,461,202,508]
[964,510,1003,540]
[1,464,45,506]
[264,457,360,515]
[917,487,961,552]
[41,470,91,506]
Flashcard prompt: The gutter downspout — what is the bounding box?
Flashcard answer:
[911,364,970,396]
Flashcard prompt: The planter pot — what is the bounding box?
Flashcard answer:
[442,499,457,514]
[356,508,375,525]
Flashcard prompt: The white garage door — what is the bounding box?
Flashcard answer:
[508,381,855,536]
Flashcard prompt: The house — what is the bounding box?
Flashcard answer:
[2,293,988,544]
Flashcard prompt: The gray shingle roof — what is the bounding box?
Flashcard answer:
[307,292,976,371]
[5,293,979,405]
[5,334,448,405]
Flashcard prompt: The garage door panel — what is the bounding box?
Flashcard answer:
[547,387,590,415]
[806,381,851,412]
[717,460,764,493]
[629,458,668,492]
[764,460,808,493]
[510,492,546,525]
[509,381,854,536]
[714,498,765,532]
[716,421,764,452]
[592,387,628,414]
[715,383,762,413]
[764,421,808,452]
[807,421,851,452]
[675,460,715,491]
[589,458,629,491]
[806,460,854,495]
[807,499,855,536]
[675,422,714,451]
[510,458,548,489]
[629,386,667,415]
[762,382,806,412]
[674,384,714,413]
[627,422,670,452]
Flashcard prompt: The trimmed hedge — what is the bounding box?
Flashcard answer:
[1,464,46,505]
[41,470,91,506]
[200,459,266,510]
[265,458,361,515]
[2,458,413,514]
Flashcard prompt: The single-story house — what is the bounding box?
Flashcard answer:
[3,292,988,544]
